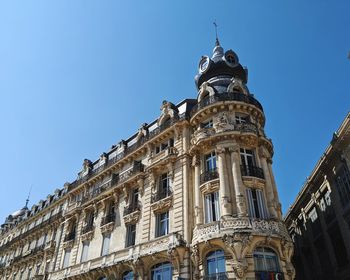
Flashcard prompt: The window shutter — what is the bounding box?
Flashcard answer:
[257,190,268,219]
[214,192,220,220]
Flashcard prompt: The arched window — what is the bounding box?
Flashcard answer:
[254,247,281,279]
[206,250,226,276]
[151,262,172,280]
[122,271,134,280]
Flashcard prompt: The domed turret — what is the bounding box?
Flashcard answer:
[195,40,248,93]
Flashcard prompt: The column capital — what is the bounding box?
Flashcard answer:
[191,154,200,167]
[215,145,227,155]
[228,143,240,154]
[258,146,270,159]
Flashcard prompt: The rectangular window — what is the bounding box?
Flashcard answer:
[131,188,139,205]
[155,138,174,154]
[246,188,268,219]
[204,192,220,223]
[63,249,71,268]
[336,164,350,207]
[27,268,32,280]
[81,241,89,262]
[159,173,171,194]
[156,212,169,237]
[126,224,136,247]
[205,152,217,172]
[240,148,256,167]
[101,234,111,256]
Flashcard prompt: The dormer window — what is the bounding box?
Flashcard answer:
[155,138,174,154]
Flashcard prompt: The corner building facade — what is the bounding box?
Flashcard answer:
[0,41,294,280]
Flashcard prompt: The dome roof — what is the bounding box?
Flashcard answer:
[195,40,248,90]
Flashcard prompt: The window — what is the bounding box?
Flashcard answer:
[205,152,217,172]
[101,234,111,256]
[206,250,226,278]
[155,138,174,154]
[202,119,213,128]
[63,249,71,268]
[159,173,171,194]
[156,212,169,237]
[254,247,280,274]
[336,164,350,207]
[204,192,220,223]
[308,207,318,222]
[329,223,348,266]
[27,268,32,280]
[122,271,134,280]
[151,262,172,280]
[126,224,136,247]
[131,188,139,205]
[86,211,94,227]
[240,148,256,167]
[235,114,248,124]
[246,188,268,219]
[81,241,89,262]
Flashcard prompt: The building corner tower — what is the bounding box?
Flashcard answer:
[189,39,295,279]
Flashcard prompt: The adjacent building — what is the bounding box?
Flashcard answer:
[285,113,350,280]
[0,39,294,280]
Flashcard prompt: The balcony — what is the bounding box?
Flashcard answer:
[81,223,94,234]
[190,92,263,118]
[151,188,173,204]
[240,165,264,179]
[203,272,228,280]
[63,231,76,242]
[101,213,115,226]
[123,202,141,216]
[200,168,219,184]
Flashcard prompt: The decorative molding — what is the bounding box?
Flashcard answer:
[100,222,115,234]
[123,210,141,225]
[151,195,173,213]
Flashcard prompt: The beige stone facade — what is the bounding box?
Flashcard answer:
[285,113,350,280]
[0,41,294,280]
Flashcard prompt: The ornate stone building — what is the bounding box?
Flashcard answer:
[0,40,294,280]
[285,113,350,280]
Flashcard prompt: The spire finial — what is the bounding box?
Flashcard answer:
[25,186,32,208]
[213,20,220,46]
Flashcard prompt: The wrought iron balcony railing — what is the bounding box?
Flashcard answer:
[151,188,173,203]
[191,92,263,117]
[81,223,94,235]
[240,165,265,179]
[200,168,219,184]
[63,231,76,242]
[203,272,228,280]
[123,202,141,216]
[101,213,116,226]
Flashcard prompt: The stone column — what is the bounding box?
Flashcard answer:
[216,146,232,217]
[229,144,247,217]
[267,160,282,219]
[259,147,277,218]
[192,154,202,225]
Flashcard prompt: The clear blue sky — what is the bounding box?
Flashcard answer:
[0,1,349,222]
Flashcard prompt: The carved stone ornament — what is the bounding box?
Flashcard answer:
[197,82,215,102]
[151,195,173,213]
[233,258,248,279]
[81,230,94,242]
[158,100,178,126]
[213,112,235,133]
[191,154,200,167]
[200,180,219,194]
[100,222,115,234]
[227,78,249,95]
[123,210,141,224]
[191,127,215,145]
[258,146,270,159]
[63,239,74,249]
[135,123,148,142]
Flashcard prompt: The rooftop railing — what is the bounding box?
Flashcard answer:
[190,92,263,117]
